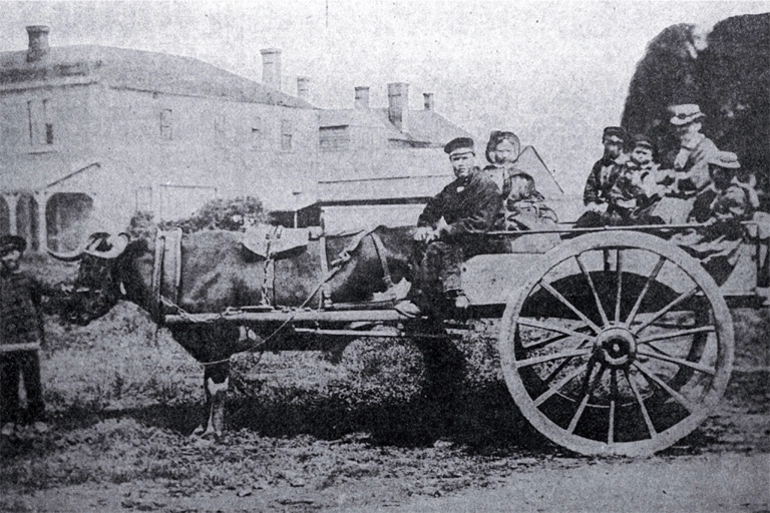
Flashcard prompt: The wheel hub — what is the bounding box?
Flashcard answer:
[595,327,637,367]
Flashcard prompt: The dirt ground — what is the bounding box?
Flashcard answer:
[0,308,768,513]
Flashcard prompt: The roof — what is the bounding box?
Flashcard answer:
[0,45,314,108]
[318,107,472,146]
[372,108,473,145]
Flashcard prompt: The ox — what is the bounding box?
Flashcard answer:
[49,227,463,438]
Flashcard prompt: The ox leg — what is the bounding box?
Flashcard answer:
[193,362,230,439]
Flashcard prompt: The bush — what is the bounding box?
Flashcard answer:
[127,196,268,238]
[161,196,268,233]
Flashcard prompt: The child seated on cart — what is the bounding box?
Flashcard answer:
[570,134,664,233]
[670,151,755,284]
[499,172,559,231]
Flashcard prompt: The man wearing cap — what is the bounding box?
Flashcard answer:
[0,235,49,437]
[583,126,627,213]
[671,151,754,283]
[396,137,502,317]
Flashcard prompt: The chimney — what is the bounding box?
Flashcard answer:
[423,93,434,111]
[260,48,282,91]
[387,82,409,132]
[354,86,370,109]
[296,76,310,102]
[26,25,50,62]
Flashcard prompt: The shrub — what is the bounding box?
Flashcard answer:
[161,196,268,233]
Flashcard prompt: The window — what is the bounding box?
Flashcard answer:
[319,126,350,152]
[251,117,263,150]
[160,109,173,140]
[43,99,53,144]
[281,119,293,151]
[214,113,225,144]
[27,99,54,146]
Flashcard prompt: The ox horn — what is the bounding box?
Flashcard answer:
[83,232,130,259]
[47,238,90,262]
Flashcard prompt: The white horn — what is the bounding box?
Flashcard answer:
[47,248,84,262]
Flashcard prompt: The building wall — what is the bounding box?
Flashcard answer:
[0,79,321,248]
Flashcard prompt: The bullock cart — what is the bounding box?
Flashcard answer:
[60,221,769,457]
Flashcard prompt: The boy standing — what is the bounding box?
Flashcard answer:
[0,235,48,436]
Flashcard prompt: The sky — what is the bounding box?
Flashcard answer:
[1,0,768,194]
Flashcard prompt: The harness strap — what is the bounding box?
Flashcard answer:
[369,232,394,289]
[151,231,165,324]
[318,235,331,308]
[151,228,183,325]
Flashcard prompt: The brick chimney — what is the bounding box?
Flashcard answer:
[354,86,370,109]
[423,93,434,111]
[260,48,282,91]
[296,76,310,102]
[387,82,409,132]
[26,25,50,62]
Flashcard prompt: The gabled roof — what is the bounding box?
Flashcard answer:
[318,107,472,146]
[0,45,314,108]
[372,108,473,145]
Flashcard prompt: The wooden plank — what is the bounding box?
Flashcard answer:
[0,343,41,353]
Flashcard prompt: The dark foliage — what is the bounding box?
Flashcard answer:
[127,196,268,237]
[621,14,770,204]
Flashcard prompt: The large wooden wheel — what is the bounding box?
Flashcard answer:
[498,231,734,456]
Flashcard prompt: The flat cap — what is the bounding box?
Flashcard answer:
[709,151,741,169]
[631,133,655,150]
[602,126,627,141]
[0,235,27,255]
[444,137,475,156]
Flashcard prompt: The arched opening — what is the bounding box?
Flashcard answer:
[0,197,9,235]
[46,193,93,252]
[16,194,39,251]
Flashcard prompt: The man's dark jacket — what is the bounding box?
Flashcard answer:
[417,169,502,241]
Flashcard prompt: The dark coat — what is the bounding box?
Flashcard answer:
[583,155,624,206]
[417,168,502,242]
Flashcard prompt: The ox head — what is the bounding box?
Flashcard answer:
[49,232,130,325]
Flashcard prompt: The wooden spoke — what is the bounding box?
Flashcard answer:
[518,317,594,341]
[632,361,701,413]
[638,326,715,344]
[521,331,572,350]
[517,348,592,368]
[568,365,605,434]
[575,255,609,326]
[608,369,619,445]
[539,281,602,334]
[624,369,657,438]
[615,249,623,324]
[644,341,674,358]
[624,256,667,328]
[633,286,699,335]
[636,349,717,376]
[542,340,592,384]
[533,362,589,408]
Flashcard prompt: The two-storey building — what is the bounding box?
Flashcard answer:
[0,26,317,251]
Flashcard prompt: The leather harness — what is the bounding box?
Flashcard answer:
[150,226,394,322]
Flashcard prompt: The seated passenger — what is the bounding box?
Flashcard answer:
[482,130,522,193]
[395,137,501,318]
[670,151,754,284]
[652,103,720,224]
[573,126,627,228]
[572,134,663,231]
[500,172,559,231]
